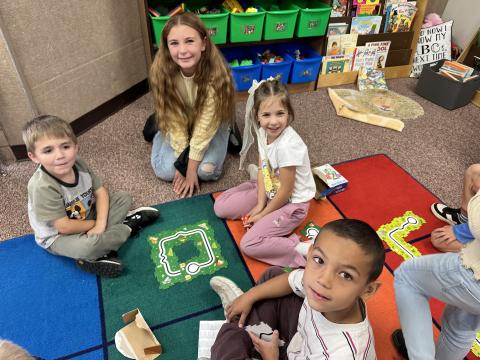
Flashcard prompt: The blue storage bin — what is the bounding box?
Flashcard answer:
[221,47,261,92]
[283,43,322,84]
[253,45,293,84]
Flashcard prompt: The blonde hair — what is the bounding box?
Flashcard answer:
[22,115,77,153]
[0,339,34,360]
[149,12,235,135]
[252,79,294,124]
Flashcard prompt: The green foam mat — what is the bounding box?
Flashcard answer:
[101,194,253,352]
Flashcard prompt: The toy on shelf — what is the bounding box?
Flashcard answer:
[148,3,185,17]
[222,0,244,13]
[229,59,254,67]
[257,49,284,64]
[292,49,305,60]
[194,6,222,15]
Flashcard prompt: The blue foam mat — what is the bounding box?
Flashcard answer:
[0,234,102,359]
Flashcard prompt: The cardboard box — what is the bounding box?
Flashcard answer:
[415,60,480,110]
[115,308,162,359]
[312,164,348,199]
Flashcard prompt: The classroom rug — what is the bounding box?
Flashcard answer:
[223,154,479,360]
[0,155,478,359]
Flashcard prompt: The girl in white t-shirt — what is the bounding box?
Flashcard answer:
[214,78,316,267]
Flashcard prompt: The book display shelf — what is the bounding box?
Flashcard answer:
[136,0,428,94]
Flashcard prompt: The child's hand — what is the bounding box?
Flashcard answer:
[173,170,186,194]
[87,223,106,236]
[225,294,253,327]
[248,330,280,360]
[247,213,264,225]
[182,168,200,198]
[241,215,253,230]
[431,225,462,252]
[246,204,265,225]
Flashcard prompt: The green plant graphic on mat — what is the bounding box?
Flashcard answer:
[377,211,424,260]
[300,221,321,240]
[148,220,227,289]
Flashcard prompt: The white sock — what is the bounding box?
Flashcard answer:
[295,240,313,258]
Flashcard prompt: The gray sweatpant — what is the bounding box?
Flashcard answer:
[47,191,132,261]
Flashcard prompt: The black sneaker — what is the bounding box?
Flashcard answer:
[430,203,467,225]
[76,255,123,277]
[143,113,158,143]
[124,207,159,236]
[227,122,242,155]
[392,329,409,359]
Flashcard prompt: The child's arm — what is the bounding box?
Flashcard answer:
[53,217,95,235]
[249,166,296,224]
[87,186,109,235]
[226,272,292,327]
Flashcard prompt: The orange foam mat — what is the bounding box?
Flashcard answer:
[217,196,344,281]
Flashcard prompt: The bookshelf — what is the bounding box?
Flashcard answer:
[136,0,428,91]
[316,0,428,87]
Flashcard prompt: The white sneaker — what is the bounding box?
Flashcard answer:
[210,276,244,317]
[248,163,259,181]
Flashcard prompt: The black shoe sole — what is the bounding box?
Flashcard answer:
[76,259,123,277]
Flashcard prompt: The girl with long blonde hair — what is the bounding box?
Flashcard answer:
[148,12,235,198]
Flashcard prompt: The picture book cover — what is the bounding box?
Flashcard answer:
[331,0,349,17]
[351,46,377,71]
[353,0,380,5]
[386,2,416,32]
[326,34,358,57]
[350,16,382,34]
[357,68,388,91]
[322,55,352,74]
[366,40,391,68]
[356,4,380,16]
[327,23,349,35]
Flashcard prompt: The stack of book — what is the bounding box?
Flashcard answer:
[439,61,478,82]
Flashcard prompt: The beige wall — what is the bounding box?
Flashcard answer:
[0,0,148,156]
[442,0,480,49]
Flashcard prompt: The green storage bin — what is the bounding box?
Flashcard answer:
[150,14,169,47]
[286,1,331,37]
[229,9,266,43]
[260,2,298,40]
[189,6,229,44]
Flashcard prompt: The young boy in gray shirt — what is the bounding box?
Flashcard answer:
[23,115,159,277]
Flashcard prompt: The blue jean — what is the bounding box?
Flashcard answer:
[394,253,480,360]
[150,125,229,181]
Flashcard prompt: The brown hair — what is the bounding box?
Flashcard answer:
[320,219,385,282]
[149,12,235,135]
[251,79,294,124]
[22,115,77,153]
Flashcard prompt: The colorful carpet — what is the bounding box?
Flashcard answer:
[222,154,479,360]
[0,155,478,359]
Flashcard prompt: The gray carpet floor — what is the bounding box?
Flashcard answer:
[1,77,478,240]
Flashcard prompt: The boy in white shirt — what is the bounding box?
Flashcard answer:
[210,219,385,360]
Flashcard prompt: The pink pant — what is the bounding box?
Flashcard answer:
[214,180,308,267]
